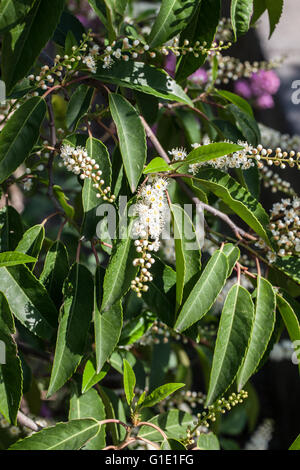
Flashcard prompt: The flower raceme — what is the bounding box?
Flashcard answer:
[60,144,115,202]
[131,176,169,297]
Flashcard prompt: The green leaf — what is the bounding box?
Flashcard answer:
[140,383,184,409]
[15,224,44,269]
[0,206,23,252]
[123,359,136,406]
[171,203,201,310]
[95,300,123,374]
[176,0,221,82]
[40,240,69,307]
[119,312,155,346]
[109,93,146,193]
[0,251,36,267]
[69,387,106,450]
[53,185,75,220]
[138,410,194,442]
[48,263,94,396]
[66,85,93,130]
[206,284,254,406]
[231,0,254,40]
[173,142,243,167]
[289,433,300,450]
[276,294,300,373]
[101,217,137,310]
[193,168,272,244]
[174,250,228,332]
[142,257,176,326]
[0,0,34,33]
[149,0,197,48]
[265,0,284,38]
[222,243,240,276]
[0,293,22,424]
[197,432,220,450]
[227,104,260,146]
[53,10,86,46]
[2,0,65,93]
[237,277,276,390]
[87,0,107,28]
[274,256,300,284]
[161,439,186,450]
[95,61,193,106]
[0,97,46,183]
[9,418,100,450]
[216,89,254,117]
[82,360,109,393]
[143,157,172,175]
[0,264,57,340]
[82,137,112,239]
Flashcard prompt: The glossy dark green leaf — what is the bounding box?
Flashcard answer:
[0,264,57,340]
[0,97,46,183]
[216,89,254,117]
[66,85,93,130]
[0,251,36,267]
[197,432,220,450]
[174,250,228,332]
[171,203,201,310]
[82,360,109,393]
[82,137,112,239]
[2,0,65,92]
[69,386,106,450]
[40,240,69,308]
[222,243,240,276]
[231,0,254,39]
[0,206,23,252]
[9,419,101,450]
[0,292,22,424]
[95,301,123,374]
[48,264,94,396]
[15,224,44,269]
[176,0,221,81]
[173,142,243,167]
[138,410,194,442]
[274,256,300,284]
[123,359,136,406]
[53,10,86,46]
[149,0,197,48]
[276,294,300,374]
[53,185,75,220]
[237,277,276,389]
[227,104,260,146]
[101,217,137,310]
[95,61,193,106]
[143,157,172,175]
[0,0,34,33]
[265,0,284,38]
[109,93,146,193]
[139,383,185,409]
[206,285,254,406]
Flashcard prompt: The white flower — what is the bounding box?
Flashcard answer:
[82,55,96,73]
[168,147,187,161]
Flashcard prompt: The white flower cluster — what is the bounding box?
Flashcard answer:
[101,36,231,69]
[60,144,115,203]
[215,17,234,43]
[259,123,300,153]
[189,140,255,174]
[207,55,283,85]
[255,197,300,263]
[189,141,300,175]
[261,166,296,196]
[270,339,293,362]
[131,176,169,296]
[244,419,274,450]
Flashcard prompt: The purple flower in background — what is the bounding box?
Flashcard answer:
[250,70,280,97]
[164,52,177,77]
[234,79,252,99]
[188,68,208,85]
[255,93,274,109]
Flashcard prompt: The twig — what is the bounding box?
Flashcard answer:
[17,411,42,432]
